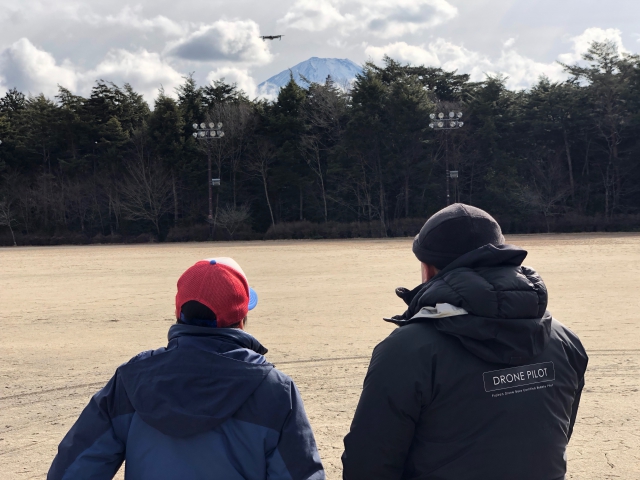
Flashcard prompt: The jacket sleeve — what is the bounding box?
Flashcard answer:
[47,371,134,480]
[561,324,588,442]
[342,329,430,480]
[567,375,585,441]
[267,381,325,480]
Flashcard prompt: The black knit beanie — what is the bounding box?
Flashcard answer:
[413,203,504,270]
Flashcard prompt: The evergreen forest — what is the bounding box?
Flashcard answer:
[1,40,639,246]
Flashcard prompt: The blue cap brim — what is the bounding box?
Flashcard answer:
[248,287,258,311]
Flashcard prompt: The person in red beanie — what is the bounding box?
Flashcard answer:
[49,257,325,480]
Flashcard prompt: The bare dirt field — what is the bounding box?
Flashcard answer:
[1,234,639,479]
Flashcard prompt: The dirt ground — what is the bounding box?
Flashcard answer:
[1,234,639,479]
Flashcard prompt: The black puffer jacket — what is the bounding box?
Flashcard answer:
[343,244,588,480]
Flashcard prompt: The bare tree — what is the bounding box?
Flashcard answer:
[247,136,276,227]
[300,80,348,222]
[216,204,251,240]
[119,131,173,234]
[300,134,329,222]
[513,154,570,233]
[345,152,377,222]
[66,180,93,233]
[0,172,21,245]
[16,183,35,235]
[98,176,122,235]
[0,197,18,245]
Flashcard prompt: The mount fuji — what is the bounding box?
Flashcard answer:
[257,57,362,97]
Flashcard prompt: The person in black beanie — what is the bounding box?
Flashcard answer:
[342,203,588,480]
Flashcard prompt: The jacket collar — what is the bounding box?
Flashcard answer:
[439,243,528,273]
[168,324,268,355]
[390,244,533,322]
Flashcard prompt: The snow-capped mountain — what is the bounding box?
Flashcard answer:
[257,57,362,98]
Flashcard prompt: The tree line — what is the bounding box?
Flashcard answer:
[1,40,639,246]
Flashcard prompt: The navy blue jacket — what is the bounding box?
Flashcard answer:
[48,325,324,480]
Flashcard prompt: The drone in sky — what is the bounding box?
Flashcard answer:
[261,35,284,41]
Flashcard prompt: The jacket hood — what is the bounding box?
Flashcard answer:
[387,244,551,365]
[118,325,273,438]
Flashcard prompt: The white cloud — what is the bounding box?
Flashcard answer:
[255,83,279,101]
[365,37,568,90]
[0,4,186,37]
[279,0,457,38]
[280,0,347,32]
[365,41,439,66]
[0,38,78,97]
[166,20,272,64]
[365,39,486,74]
[367,27,632,89]
[423,39,488,74]
[0,2,86,25]
[206,67,258,98]
[85,5,187,37]
[558,27,628,64]
[494,49,565,89]
[362,0,458,37]
[0,38,183,102]
[86,49,184,101]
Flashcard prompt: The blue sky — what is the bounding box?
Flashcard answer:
[0,0,635,101]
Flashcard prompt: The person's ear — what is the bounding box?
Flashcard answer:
[421,263,438,283]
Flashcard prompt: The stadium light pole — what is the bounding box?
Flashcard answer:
[193,122,224,239]
[429,111,464,205]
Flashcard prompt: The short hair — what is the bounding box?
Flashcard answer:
[179,300,245,329]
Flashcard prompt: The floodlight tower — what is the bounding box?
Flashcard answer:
[193,122,224,238]
[429,111,464,205]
